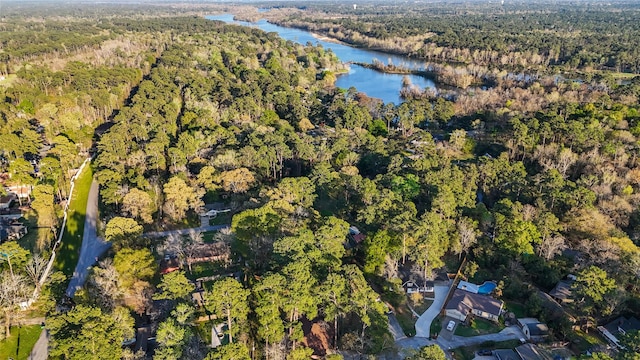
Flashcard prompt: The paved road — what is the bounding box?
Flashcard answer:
[415,284,451,337]
[436,325,526,349]
[388,313,407,341]
[28,329,48,360]
[142,224,230,238]
[66,179,111,297]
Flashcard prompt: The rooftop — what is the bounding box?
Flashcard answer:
[446,289,503,316]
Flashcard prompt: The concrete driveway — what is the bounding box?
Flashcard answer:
[436,325,526,349]
[415,284,450,338]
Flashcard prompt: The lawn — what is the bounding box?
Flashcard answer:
[430,316,442,338]
[452,339,521,360]
[505,301,526,318]
[188,262,225,280]
[570,330,606,353]
[412,298,434,315]
[454,318,504,337]
[209,212,232,226]
[0,325,42,360]
[54,164,93,277]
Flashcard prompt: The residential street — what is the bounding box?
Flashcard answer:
[436,326,526,349]
[414,284,451,337]
[28,330,48,360]
[65,179,111,297]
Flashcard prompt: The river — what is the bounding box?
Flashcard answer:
[206,14,436,104]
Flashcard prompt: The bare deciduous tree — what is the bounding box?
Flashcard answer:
[0,272,30,338]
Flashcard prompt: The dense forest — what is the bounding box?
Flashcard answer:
[0,1,640,360]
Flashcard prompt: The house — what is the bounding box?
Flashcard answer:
[598,316,640,349]
[495,344,551,360]
[403,280,434,294]
[515,343,551,360]
[187,242,230,265]
[445,289,504,322]
[346,225,365,248]
[518,318,549,343]
[0,193,16,210]
[495,349,521,360]
[549,276,575,304]
[0,219,27,242]
[5,185,32,200]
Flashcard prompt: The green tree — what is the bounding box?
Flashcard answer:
[113,248,156,289]
[122,188,155,224]
[619,329,640,353]
[155,318,188,359]
[573,266,615,304]
[206,343,251,360]
[31,184,58,249]
[407,344,447,360]
[154,271,194,301]
[364,230,398,276]
[0,241,30,276]
[163,176,204,222]
[206,278,249,343]
[48,305,124,360]
[254,274,286,349]
[104,217,143,249]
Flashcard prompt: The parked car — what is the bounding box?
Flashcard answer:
[477,349,493,356]
[446,320,456,331]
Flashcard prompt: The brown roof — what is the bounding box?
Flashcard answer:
[446,289,503,316]
[515,344,551,360]
[549,280,573,300]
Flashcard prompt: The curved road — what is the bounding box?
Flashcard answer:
[65,179,111,297]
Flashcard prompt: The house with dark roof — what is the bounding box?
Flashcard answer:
[445,289,504,322]
[518,318,549,343]
[0,193,16,210]
[402,280,434,294]
[515,343,551,360]
[598,316,640,349]
[495,344,551,360]
[0,219,27,243]
[549,277,575,304]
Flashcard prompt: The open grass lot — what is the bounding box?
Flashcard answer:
[0,325,42,360]
[54,165,93,276]
[454,318,504,337]
[452,339,521,360]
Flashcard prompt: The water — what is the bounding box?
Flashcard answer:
[206,14,436,104]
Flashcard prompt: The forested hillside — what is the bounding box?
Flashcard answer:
[0,2,639,360]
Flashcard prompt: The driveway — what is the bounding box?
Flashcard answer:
[436,325,526,349]
[414,284,450,338]
[388,313,406,341]
[142,224,230,238]
[66,179,111,297]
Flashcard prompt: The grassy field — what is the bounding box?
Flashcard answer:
[0,325,42,360]
[454,318,504,337]
[54,164,93,276]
